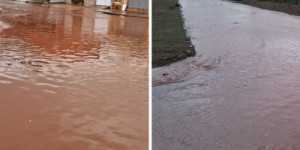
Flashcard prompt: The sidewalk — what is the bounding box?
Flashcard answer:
[97,8,148,18]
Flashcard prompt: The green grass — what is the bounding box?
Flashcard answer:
[152,0,195,67]
[232,0,300,16]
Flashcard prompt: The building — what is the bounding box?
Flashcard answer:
[94,0,148,11]
[63,0,148,11]
[28,0,148,11]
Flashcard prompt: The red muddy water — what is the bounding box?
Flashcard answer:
[153,0,300,150]
[0,1,148,150]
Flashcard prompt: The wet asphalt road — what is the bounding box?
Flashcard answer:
[153,0,300,150]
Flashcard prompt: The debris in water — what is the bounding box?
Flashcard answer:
[28,120,32,123]
[0,8,2,12]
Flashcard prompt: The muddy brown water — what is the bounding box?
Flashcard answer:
[0,1,148,150]
[153,0,300,150]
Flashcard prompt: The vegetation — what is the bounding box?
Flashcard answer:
[72,0,83,4]
[234,0,300,4]
[153,0,195,67]
[232,0,300,16]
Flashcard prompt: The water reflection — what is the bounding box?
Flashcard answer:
[0,1,148,150]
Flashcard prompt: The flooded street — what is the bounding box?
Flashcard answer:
[0,1,148,150]
[153,0,300,149]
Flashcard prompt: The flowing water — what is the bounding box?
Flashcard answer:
[153,0,300,149]
[0,1,148,150]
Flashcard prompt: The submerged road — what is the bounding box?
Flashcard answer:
[0,1,148,150]
[153,0,300,149]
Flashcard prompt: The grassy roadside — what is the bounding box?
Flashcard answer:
[232,0,300,16]
[152,0,195,67]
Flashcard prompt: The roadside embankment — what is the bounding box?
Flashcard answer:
[232,0,300,16]
[152,0,195,67]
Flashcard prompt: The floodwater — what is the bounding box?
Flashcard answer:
[153,0,300,150]
[0,1,148,150]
